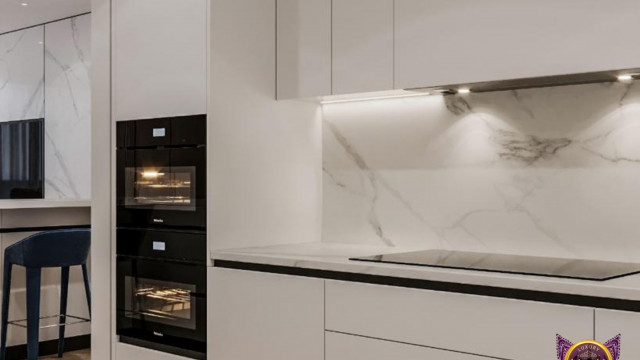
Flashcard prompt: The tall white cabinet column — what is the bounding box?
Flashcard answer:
[113,0,207,120]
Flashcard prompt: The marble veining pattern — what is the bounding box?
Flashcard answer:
[0,26,44,122]
[44,15,91,199]
[322,82,640,262]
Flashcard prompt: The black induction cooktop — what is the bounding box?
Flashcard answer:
[350,250,640,281]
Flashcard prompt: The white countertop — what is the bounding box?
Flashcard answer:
[211,242,640,302]
[0,199,91,210]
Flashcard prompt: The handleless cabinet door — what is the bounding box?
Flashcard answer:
[332,0,394,95]
[113,0,207,121]
[595,309,640,355]
[209,268,324,360]
[277,0,331,99]
[326,280,594,360]
[326,332,492,360]
[395,0,640,89]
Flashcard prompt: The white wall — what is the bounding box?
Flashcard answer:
[209,0,322,251]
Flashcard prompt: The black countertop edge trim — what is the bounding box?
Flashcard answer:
[0,224,91,234]
[213,260,640,312]
[5,334,89,360]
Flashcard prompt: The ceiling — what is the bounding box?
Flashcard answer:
[0,0,90,35]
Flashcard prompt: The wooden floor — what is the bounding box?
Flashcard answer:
[40,349,90,360]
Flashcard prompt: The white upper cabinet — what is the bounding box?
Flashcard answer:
[277,0,331,99]
[395,0,640,89]
[332,0,394,95]
[113,0,207,120]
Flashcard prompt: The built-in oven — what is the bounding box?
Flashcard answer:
[116,229,207,359]
[116,115,206,230]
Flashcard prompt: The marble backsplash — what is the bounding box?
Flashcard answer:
[322,81,640,262]
[44,14,91,199]
[0,14,90,200]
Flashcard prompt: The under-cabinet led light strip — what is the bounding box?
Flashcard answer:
[320,93,432,105]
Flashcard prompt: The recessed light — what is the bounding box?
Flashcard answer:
[21,2,28,6]
[617,74,634,82]
[457,88,471,94]
[38,41,43,45]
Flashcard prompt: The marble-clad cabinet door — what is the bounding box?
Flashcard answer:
[44,15,91,199]
[0,26,44,122]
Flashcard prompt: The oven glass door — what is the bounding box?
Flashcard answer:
[117,257,206,347]
[117,147,206,228]
[124,276,196,329]
[124,164,196,211]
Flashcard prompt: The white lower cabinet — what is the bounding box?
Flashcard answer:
[595,309,640,353]
[326,331,489,360]
[206,267,639,360]
[208,268,324,360]
[325,280,594,360]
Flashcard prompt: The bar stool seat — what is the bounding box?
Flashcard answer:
[0,229,91,360]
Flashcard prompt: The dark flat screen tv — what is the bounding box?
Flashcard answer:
[0,119,44,199]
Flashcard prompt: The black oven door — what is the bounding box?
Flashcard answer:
[116,256,206,358]
[117,146,206,229]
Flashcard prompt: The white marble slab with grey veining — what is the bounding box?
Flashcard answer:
[211,242,640,301]
[44,14,91,199]
[0,26,44,122]
[322,81,640,263]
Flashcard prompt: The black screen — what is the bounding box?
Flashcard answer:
[0,119,44,199]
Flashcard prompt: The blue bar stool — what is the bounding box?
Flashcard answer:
[0,229,91,360]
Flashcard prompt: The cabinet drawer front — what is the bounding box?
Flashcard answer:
[326,281,593,360]
[595,309,640,355]
[326,332,489,360]
[209,268,325,360]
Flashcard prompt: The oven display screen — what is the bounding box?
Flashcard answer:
[124,166,196,211]
[124,277,197,330]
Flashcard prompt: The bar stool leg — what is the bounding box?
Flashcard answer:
[58,266,70,358]
[0,262,12,360]
[81,264,91,316]
[26,267,41,360]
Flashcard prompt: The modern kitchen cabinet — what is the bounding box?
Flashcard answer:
[332,0,394,95]
[209,263,640,360]
[113,0,207,121]
[208,268,324,360]
[595,309,640,353]
[326,332,491,360]
[276,0,331,99]
[394,0,640,89]
[325,280,594,360]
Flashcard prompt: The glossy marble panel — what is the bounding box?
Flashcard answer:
[0,26,44,122]
[44,14,91,199]
[322,81,640,262]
